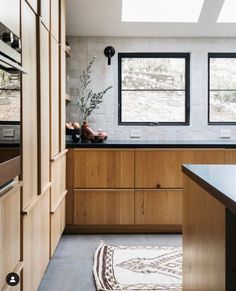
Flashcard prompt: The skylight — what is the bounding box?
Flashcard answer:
[217,0,236,23]
[122,0,205,23]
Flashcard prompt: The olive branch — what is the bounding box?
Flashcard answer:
[77,56,112,121]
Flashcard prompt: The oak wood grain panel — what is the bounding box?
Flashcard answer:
[183,175,225,291]
[135,190,183,226]
[74,149,134,188]
[40,0,50,29]
[74,190,134,225]
[225,150,236,164]
[59,0,66,49]
[51,0,59,41]
[22,0,38,208]
[50,36,60,157]
[66,149,74,224]
[39,22,50,194]
[0,0,20,37]
[135,149,225,188]
[0,188,20,290]
[60,48,66,151]
[26,0,38,14]
[51,153,66,210]
[50,197,65,256]
[23,190,50,291]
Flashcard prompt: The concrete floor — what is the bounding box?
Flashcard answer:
[38,234,182,291]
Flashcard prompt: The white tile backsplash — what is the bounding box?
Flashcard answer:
[66,36,236,141]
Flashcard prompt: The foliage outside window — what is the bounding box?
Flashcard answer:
[118,53,190,125]
[209,53,236,124]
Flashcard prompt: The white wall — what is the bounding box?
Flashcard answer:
[66,36,236,141]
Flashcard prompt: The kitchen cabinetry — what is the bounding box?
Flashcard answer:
[39,22,50,194]
[66,147,227,233]
[135,190,183,225]
[51,0,59,41]
[27,0,38,14]
[74,190,134,225]
[135,149,225,188]
[22,0,38,208]
[50,36,60,158]
[23,190,50,291]
[74,149,134,188]
[0,185,22,290]
[0,0,20,37]
[60,48,66,151]
[40,0,50,29]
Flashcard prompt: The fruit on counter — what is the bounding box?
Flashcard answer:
[66,122,81,130]
[73,122,81,129]
[66,122,74,129]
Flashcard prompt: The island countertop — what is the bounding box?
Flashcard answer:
[182,164,236,214]
[66,139,236,148]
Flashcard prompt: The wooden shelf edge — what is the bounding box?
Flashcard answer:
[22,189,49,215]
[64,224,182,234]
[0,181,23,203]
[50,190,68,214]
[2,261,24,291]
[50,149,68,162]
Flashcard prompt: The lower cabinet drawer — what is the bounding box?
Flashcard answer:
[50,197,66,256]
[74,190,134,225]
[135,190,183,225]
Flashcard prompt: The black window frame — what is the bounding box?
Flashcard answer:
[208,52,236,125]
[118,52,190,126]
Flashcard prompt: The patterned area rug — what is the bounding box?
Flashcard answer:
[93,241,182,291]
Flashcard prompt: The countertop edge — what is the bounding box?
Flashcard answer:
[182,165,236,214]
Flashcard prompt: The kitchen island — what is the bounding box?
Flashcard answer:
[182,164,236,291]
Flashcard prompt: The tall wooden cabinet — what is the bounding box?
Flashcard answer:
[0,0,67,290]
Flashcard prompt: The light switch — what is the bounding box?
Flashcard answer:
[130,129,141,138]
[220,129,231,139]
[3,128,15,137]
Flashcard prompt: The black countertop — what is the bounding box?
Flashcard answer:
[66,139,236,148]
[182,164,236,214]
[0,140,20,148]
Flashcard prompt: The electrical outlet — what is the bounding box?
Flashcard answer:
[3,128,15,137]
[220,129,231,139]
[130,129,141,138]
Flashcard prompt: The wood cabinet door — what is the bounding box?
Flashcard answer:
[23,191,50,291]
[51,197,65,256]
[39,22,50,194]
[74,190,134,225]
[60,48,66,151]
[27,0,38,14]
[224,150,236,163]
[135,190,183,226]
[135,149,225,188]
[22,0,38,207]
[51,0,59,41]
[0,189,20,290]
[0,0,20,37]
[40,0,50,29]
[50,36,60,158]
[60,0,66,49]
[74,149,135,188]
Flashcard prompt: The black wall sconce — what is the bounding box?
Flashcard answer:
[104,46,115,65]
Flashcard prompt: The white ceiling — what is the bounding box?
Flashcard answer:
[66,0,236,37]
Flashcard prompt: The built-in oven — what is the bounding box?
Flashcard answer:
[0,21,25,195]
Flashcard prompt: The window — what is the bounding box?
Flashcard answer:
[208,53,236,124]
[118,53,190,125]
